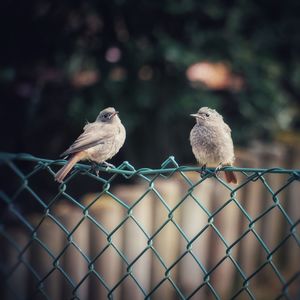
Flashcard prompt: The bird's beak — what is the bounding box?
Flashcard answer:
[110,111,119,119]
[190,113,199,118]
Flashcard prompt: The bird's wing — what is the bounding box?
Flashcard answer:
[60,122,115,157]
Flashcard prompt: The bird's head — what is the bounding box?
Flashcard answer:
[190,107,223,125]
[97,107,120,123]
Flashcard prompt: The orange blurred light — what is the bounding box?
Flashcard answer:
[71,70,100,88]
[186,61,243,91]
[109,67,127,81]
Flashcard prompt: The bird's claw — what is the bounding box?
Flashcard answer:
[198,163,208,178]
[89,161,116,176]
[90,162,100,177]
[102,161,115,169]
[213,163,223,179]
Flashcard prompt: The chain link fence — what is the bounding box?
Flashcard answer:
[0,152,300,300]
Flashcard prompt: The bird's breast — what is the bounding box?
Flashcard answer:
[190,124,234,165]
[86,123,126,163]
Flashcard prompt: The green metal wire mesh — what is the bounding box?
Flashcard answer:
[0,152,299,300]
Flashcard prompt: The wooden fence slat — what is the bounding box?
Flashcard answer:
[150,178,182,300]
[83,193,124,300]
[54,202,90,300]
[208,180,241,299]
[177,172,215,299]
[113,184,153,300]
[28,214,64,300]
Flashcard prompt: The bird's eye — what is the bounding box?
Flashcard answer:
[104,113,109,118]
[205,113,210,117]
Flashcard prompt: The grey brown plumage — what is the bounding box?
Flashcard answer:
[55,107,126,183]
[55,152,86,183]
[189,107,237,184]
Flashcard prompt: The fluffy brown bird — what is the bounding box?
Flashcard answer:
[189,107,237,184]
[55,107,126,183]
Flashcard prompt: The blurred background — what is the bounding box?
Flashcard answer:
[1,0,300,167]
[1,1,300,299]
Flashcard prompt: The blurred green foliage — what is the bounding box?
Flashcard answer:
[0,0,300,166]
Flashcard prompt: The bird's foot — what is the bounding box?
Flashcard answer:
[198,163,208,178]
[90,162,100,177]
[214,163,223,179]
[102,161,115,169]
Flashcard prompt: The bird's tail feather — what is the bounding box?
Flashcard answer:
[224,171,238,184]
[54,152,85,183]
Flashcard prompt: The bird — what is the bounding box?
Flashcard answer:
[189,107,237,184]
[54,107,126,183]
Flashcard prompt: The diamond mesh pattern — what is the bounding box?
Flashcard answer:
[0,153,299,300]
